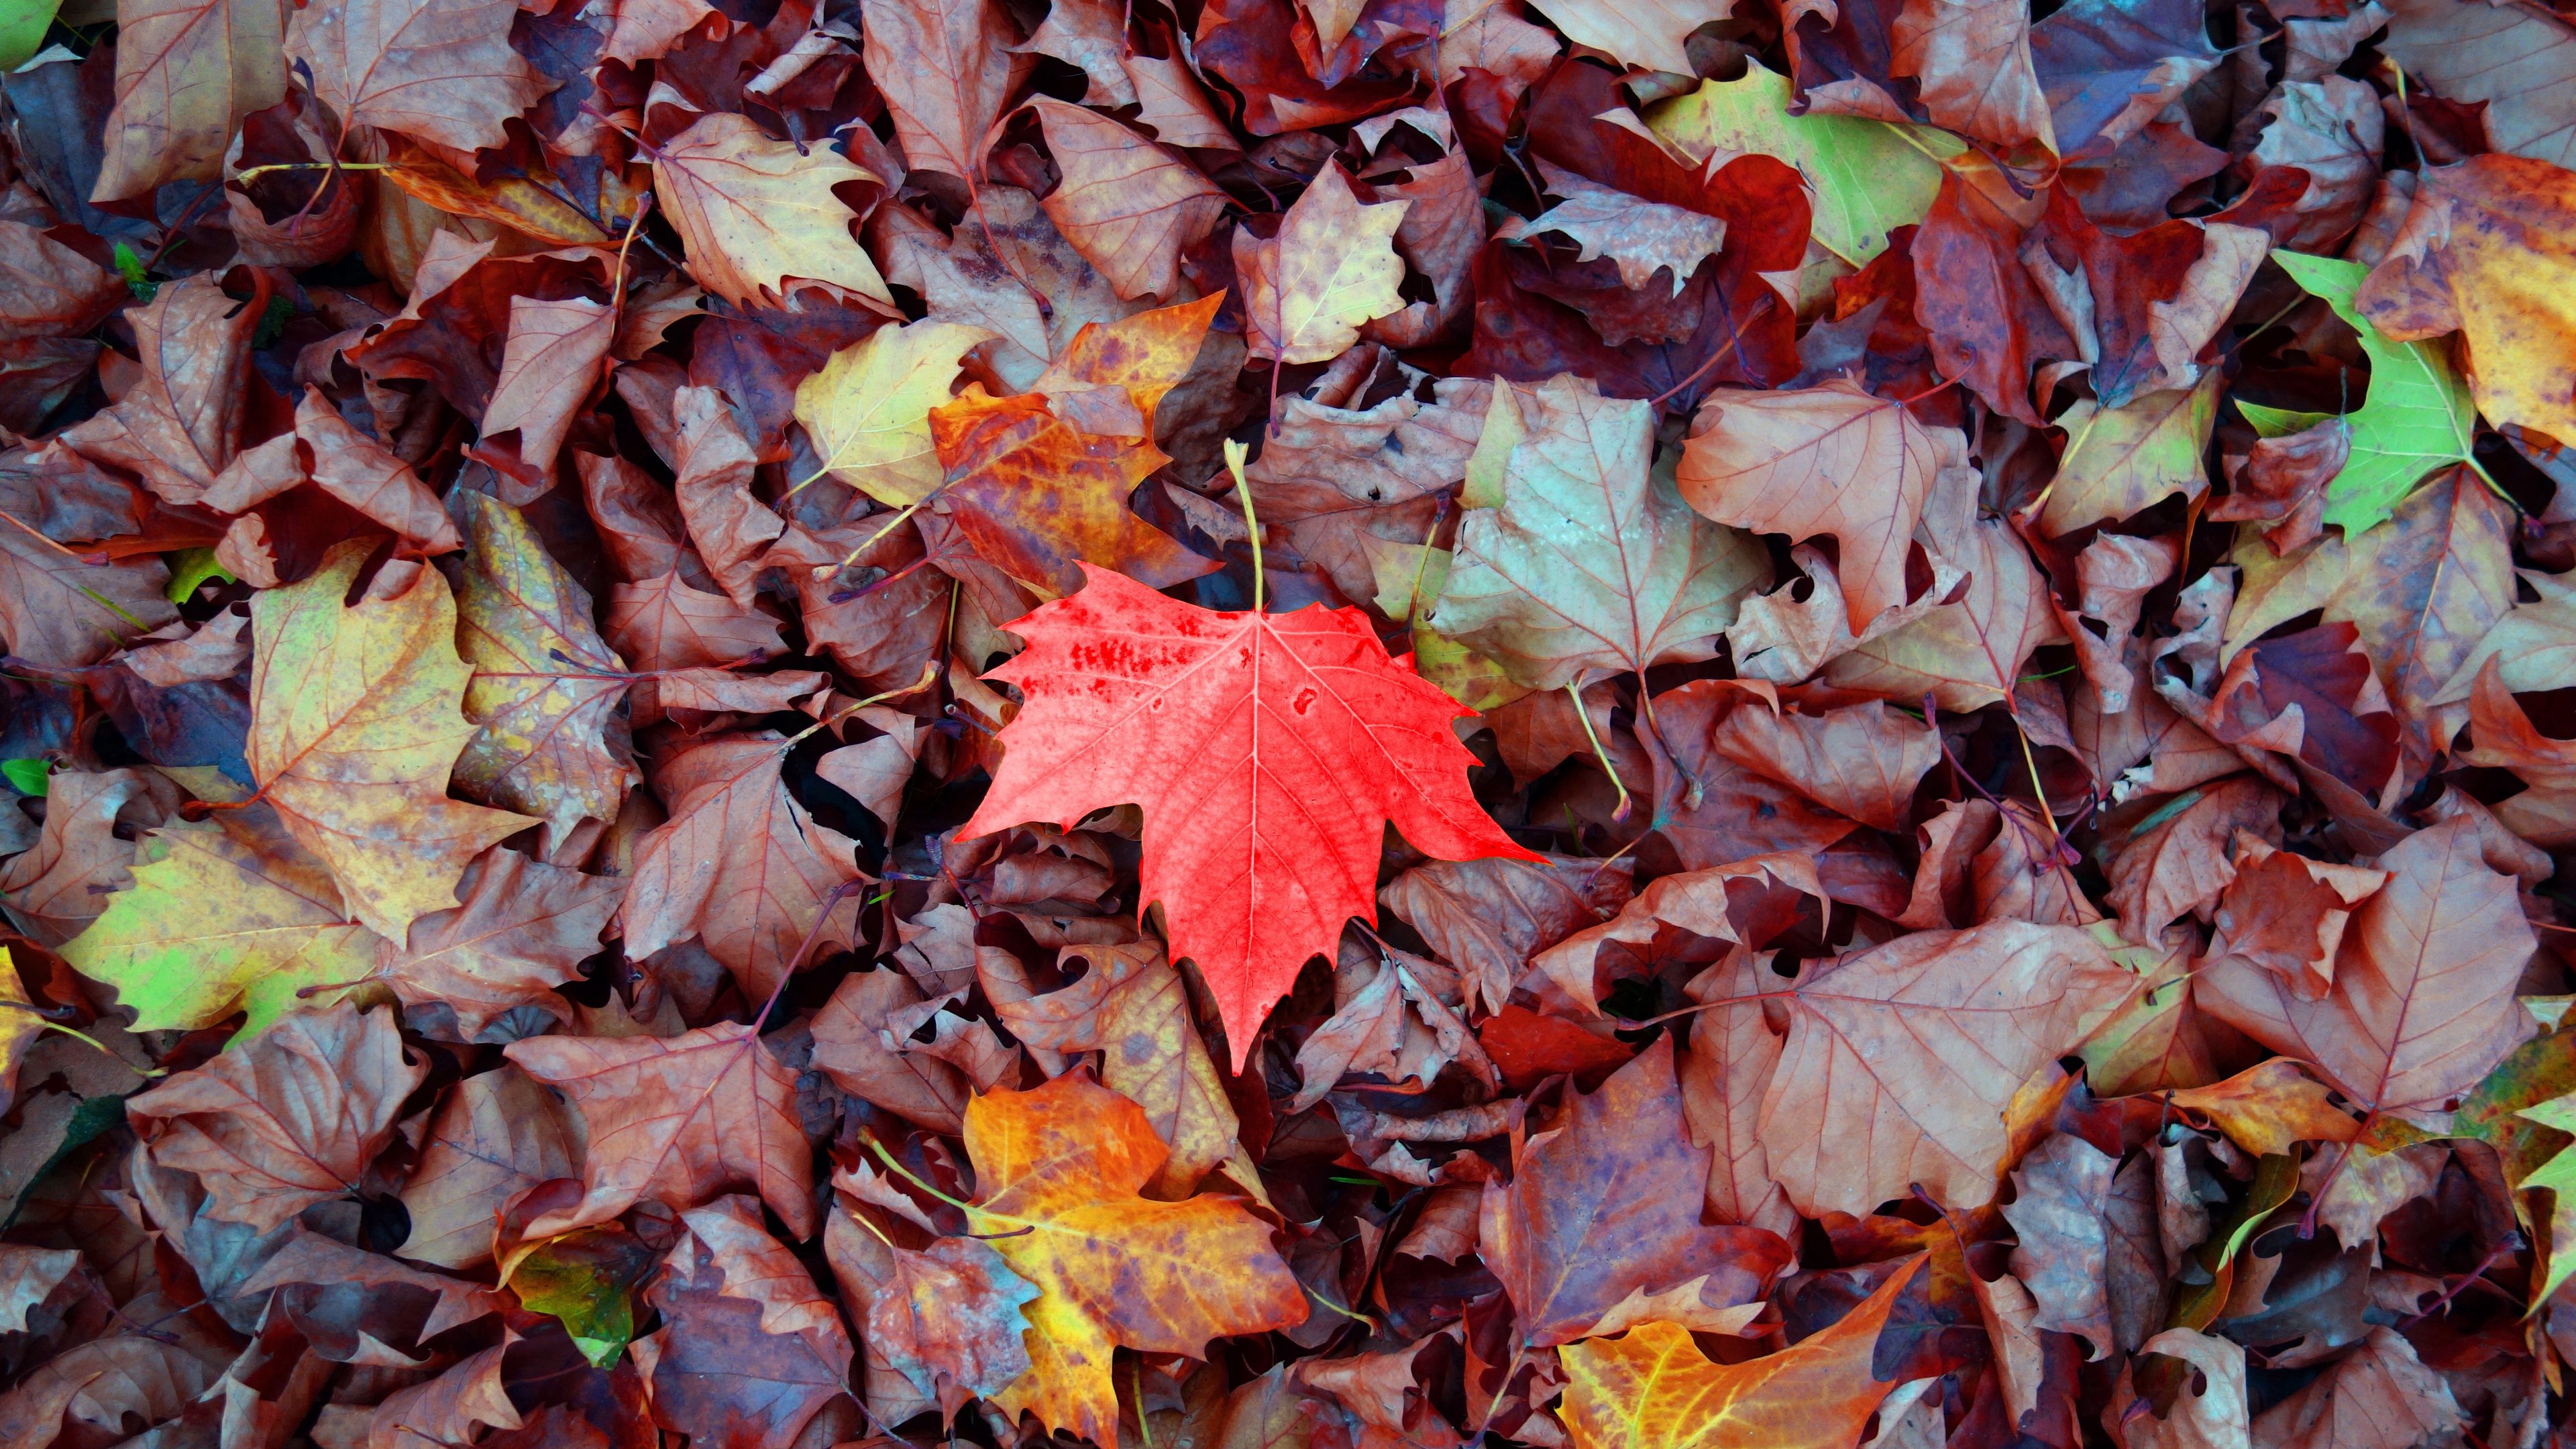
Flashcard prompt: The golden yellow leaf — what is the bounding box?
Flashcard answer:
[961,1075,1306,1444]
[792,319,996,506]
[248,542,531,941]
[1558,1256,1919,1449]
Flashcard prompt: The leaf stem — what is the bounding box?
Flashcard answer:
[1569,682,1629,823]
[863,1133,975,1212]
[0,1002,161,1075]
[1226,438,1264,611]
[785,661,941,747]
[231,160,395,185]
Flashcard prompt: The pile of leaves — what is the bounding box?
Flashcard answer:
[2,0,2576,1439]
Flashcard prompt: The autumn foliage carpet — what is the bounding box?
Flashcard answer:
[2,0,2576,1442]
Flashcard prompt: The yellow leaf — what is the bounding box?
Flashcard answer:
[1559,1256,1919,1449]
[792,319,996,506]
[453,492,638,847]
[961,1075,1307,1444]
[1232,164,1409,366]
[62,808,379,1035]
[248,541,531,941]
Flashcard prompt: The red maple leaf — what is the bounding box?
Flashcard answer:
[963,566,1538,1063]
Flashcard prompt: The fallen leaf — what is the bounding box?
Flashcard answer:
[91,0,286,199]
[623,731,864,1002]
[1481,1036,1790,1346]
[62,806,378,1034]
[451,491,637,845]
[505,1018,818,1239]
[963,566,1536,1063]
[793,319,993,507]
[860,0,1016,185]
[125,1004,423,1231]
[1556,1256,1920,1449]
[284,0,545,152]
[1755,918,2137,1215]
[376,847,621,1038]
[652,111,893,311]
[1028,99,1229,302]
[638,1196,856,1448]
[1434,375,1766,688]
[2194,816,2535,1112]
[959,1074,1307,1443]
[2356,156,2576,465]
[397,1066,580,1268]
[1234,164,1410,366]
[248,540,532,941]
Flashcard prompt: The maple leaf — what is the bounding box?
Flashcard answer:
[476,294,617,484]
[1557,1256,1920,1449]
[623,732,864,1002]
[376,847,621,1038]
[1234,164,1410,366]
[1820,517,2066,710]
[0,768,176,946]
[1028,99,1230,302]
[1432,376,1766,689]
[451,491,637,845]
[965,566,1537,1062]
[246,541,531,942]
[62,806,378,1034]
[1521,0,1726,74]
[638,1197,857,1449]
[826,1167,1041,1407]
[2379,0,2576,171]
[924,386,1212,596]
[125,1004,423,1231]
[1482,1037,1791,1346]
[504,1019,818,1239]
[2193,815,2536,1114]
[651,112,894,311]
[860,0,1015,185]
[2225,468,2516,735]
[1646,63,1955,269]
[1677,380,1940,632]
[283,0,545,153]
[2036,372,2223,538]
[1752,919,2138,1215]
[793,319,996,506]
[991,941,1240,1195]
[58,273,265,506]
[398,1066,580,1268]
[91,0,286,200]
[956,1073,1307,1442]
[2239,251,2479,537]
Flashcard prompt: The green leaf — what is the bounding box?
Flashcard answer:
[0,759,49,796]
[2271,250,2478,537]
[60,812,379,1036]
[0,0,62,70]
[508,1227,655,1367]
[111,241,157,303]
[1646,62,1959,270]
[163,547,235,604]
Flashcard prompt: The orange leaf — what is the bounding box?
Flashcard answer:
[1558,1255,1921,1449]
[959,1074,1307,1443]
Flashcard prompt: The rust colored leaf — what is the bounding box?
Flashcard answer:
[504,1019,818,1239]
[1482,1036,1792,1346]
[125,1004,425,1232]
